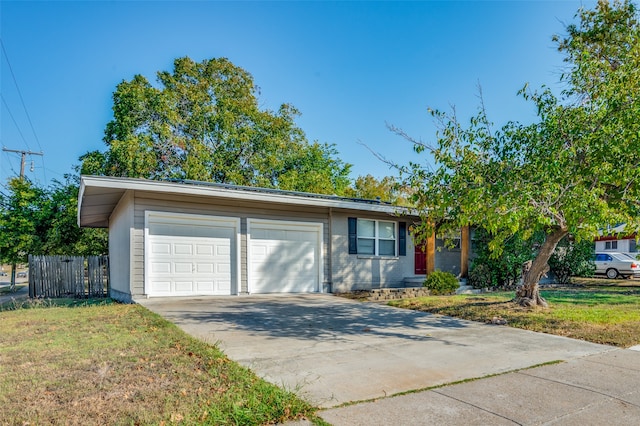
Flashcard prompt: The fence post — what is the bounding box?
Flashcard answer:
[28,255,34,298]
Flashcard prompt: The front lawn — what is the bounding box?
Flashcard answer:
[389,286,640,348]
[0,300,318,425]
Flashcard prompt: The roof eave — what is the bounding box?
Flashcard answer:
[78,176,417,228]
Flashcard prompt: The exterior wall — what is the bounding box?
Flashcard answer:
[330,211,415,292]
[595,238,638,256]
[131,192,330,296]
[435,238,462,276]
[108,190,134,302]
[411,227,475,279]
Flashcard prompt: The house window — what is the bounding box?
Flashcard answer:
[357,219,396,256]
[350,218,400,256]
[630,239,637,253]
[605,241,618,250]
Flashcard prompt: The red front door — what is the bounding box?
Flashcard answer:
[414,244,427,274]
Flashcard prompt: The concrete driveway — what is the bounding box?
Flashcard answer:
[138,294,612,409]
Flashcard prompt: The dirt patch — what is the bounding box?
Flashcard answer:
[572,276,640,287]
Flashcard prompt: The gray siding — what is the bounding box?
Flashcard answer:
[435,238,461,276]
[131,192,330,295]
[108,190,133,301]
[330,211,415,292]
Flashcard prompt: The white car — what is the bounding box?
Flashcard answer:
[593,252,640,279]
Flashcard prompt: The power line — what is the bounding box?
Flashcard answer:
[0,39,43,152]
[0,94,31,149]
[2,147,43,178]
[0,142,20,178]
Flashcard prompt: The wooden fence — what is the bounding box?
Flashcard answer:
[28,255,109,298]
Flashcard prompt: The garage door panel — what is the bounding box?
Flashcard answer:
[147,213,237,296]
[196,245,214,256]
[151,262,171,274]
[252,244,268,257]
[195,281,214,292]
[288,230,316,242]
[249,220,321,294]
[280,279,316,293]
[175,281,193,292]
[174,262,192,274]
[195,263,214,273]
[174,244,193,255]
[151,243,171,255]
[217,280,231,292]
[153,281,172,293]
[251,228,268,239]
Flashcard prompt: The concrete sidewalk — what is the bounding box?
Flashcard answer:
[138,294,624,413]
[0,283,28,306]
[320,349,640,425]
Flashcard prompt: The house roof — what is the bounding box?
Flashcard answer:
[78,175,413,228]
[595,223,638,241]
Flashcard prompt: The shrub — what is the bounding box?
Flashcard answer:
[470,228,545,289]
[470,228,594,287]
[423,270,459,295]
[467,263,495,289]
[549,238,595,284]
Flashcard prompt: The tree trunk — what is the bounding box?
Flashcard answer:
[515,227,568,308]
[10,263,16,292]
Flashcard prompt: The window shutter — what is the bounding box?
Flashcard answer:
[348,217,358,254]
[398,222,407,256]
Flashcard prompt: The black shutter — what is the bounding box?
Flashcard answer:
[398,221,407,256]
[348,217,358,254]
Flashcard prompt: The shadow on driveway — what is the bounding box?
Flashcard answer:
[146,294,471,344]
[139,293,612,407]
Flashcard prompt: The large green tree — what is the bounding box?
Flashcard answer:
[0,178,48,289]
[41,176,108,256]
[0,176,108,290]
[81,57,351,194]
[401,0,640,307]
[343,174,413,205]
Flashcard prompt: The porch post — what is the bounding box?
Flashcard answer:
[425,229,436,275]
[460,226,470,278]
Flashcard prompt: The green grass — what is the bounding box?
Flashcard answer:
[0,299,319,425]
[389,286,640,348]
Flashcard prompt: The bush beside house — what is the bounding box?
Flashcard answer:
[423,271,459,295]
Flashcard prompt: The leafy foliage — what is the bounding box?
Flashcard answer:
[468,229,544,289]
[469,230,595,288]
[81,56,351,195]
[42,177,108,256]
[399,0,640,304]
[0,176,107,265]
[0,178,48,265]
[549,238,595,284]
[467,263,495,289]
[343,174,413,205]
[423,270,459,295]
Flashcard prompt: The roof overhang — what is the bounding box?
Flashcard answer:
[78,175,415,228]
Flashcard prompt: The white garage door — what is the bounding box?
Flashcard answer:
[146,212,238,296]
[248,219,322,293]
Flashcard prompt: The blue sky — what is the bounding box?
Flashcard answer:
[1,0,595,188]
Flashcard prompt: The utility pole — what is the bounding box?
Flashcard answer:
[2,147,44,291]
[2,147,43,178]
